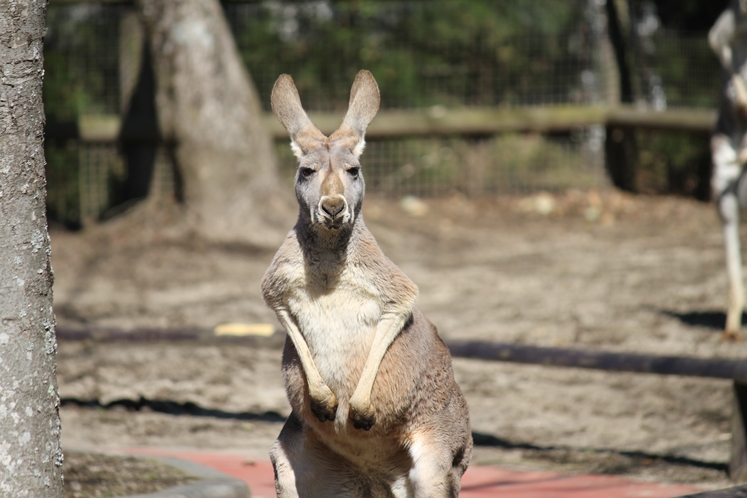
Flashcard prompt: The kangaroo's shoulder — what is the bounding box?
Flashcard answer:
[261,229,303,305]
[350,223,419,312]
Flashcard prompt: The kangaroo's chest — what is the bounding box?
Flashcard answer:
[285,266,382,393]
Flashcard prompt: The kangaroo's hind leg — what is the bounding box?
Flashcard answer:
[407,430,472,498]
[271,412,374,498]
[271,412,305,498]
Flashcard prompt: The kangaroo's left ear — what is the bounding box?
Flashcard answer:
[271,74,326,158]
[330,70,380,158]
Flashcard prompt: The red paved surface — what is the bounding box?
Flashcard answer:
[460,465,700,497]
[127,448,703,498]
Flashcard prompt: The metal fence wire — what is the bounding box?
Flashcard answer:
[43,1,722,225]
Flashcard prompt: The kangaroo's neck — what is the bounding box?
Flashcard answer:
[294,213,368,268]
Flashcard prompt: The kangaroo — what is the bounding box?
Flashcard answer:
[261,70,472,498]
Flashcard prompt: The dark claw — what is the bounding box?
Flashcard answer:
[310,397,337,423]
[351,411,376,431]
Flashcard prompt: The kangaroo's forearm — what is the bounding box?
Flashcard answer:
[276,309,328,391]
[350,312,408,404]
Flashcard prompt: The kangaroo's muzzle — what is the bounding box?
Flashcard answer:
[318,195,349,227]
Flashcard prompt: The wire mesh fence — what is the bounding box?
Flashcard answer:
[43,0,721,225]
[226,1,607,111]
[274,131,606,198]
[644,34,721,109]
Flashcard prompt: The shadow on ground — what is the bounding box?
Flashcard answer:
[61,397,727,475]
[658,310,739,331]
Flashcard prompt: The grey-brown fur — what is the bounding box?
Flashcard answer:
[262,70,472,497]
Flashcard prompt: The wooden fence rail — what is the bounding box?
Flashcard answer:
[48,104,716,143]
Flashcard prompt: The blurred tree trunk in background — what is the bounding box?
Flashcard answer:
[117,12,159,207]
[0,0,64,496]
[136,0,292,248]
[605,0,639,192]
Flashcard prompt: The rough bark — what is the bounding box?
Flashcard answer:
[0,1,64,496]
[136,0,293,248]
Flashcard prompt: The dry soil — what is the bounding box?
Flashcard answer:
[53,191,747,491]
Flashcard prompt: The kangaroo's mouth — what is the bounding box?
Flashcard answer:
[325,220,344,229]
[319,211,350,229]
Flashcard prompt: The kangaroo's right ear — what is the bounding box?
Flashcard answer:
[271,74,326,158]
[330,70,380,158]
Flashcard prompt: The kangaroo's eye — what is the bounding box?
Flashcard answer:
[300,167,316,178]
[346,167,360,178]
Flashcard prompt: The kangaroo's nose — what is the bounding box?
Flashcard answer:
[320,196,345,219]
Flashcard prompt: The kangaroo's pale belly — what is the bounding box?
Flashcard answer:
[287,282,381,396]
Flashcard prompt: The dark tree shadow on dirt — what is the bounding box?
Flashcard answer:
[658,309,744,331]
[472,431,727,474]
[61,397,286,423]
[61,397,728,475]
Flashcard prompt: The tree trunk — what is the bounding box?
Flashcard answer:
[136,0,293,248]
[604,0,639,192]
[0,1,64,496]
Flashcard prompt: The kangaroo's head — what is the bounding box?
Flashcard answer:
[271,70,380,232]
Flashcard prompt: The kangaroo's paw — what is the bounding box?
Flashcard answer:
[349,399,376,431]
[310,385,338,422]
[722,329,742,342]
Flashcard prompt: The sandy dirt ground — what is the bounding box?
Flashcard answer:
[52,191,747,490]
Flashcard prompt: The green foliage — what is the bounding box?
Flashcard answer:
[41,0,724,227]
[44,5,125,226]
[635,130,711,196]
[639,34,720,108]
[44,4,123,119]
[228,1,588,111]
[43,52,93,122]
[45,143,80,226]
